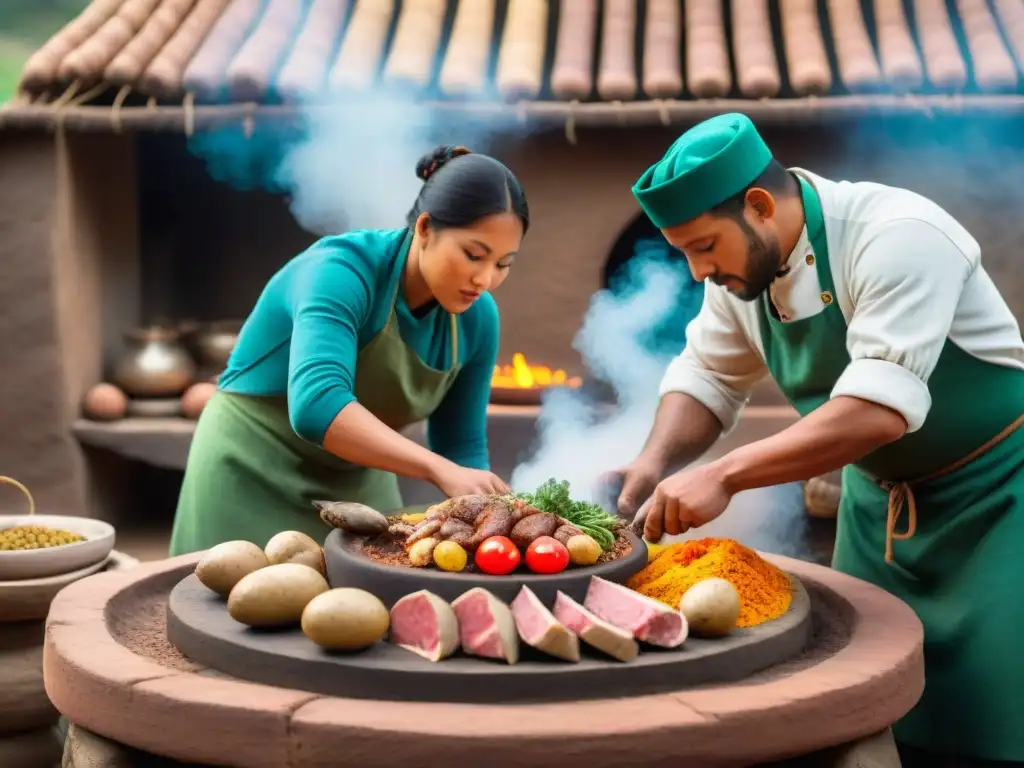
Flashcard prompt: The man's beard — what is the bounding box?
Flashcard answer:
[713,218,782,302]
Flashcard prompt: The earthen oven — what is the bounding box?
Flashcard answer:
[2,0,1024,525]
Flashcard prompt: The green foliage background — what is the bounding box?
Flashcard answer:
[0,1,88,102]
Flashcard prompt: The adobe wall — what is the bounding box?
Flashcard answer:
[139,116,1024,380]
[0,131,79,515]
[0,129,139,519]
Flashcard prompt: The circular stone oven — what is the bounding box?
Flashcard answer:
[43,553,924,767]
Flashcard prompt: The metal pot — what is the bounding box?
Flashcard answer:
[195,320,243,371]
[112,327,197,398]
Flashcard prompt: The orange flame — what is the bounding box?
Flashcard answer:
[491,352,583,390]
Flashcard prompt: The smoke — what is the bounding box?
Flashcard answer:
[510,244,812,560]
[510,249,691,495]
[187,91,525,236]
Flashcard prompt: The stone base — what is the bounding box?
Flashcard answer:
[0,550,140,754]
[59,722,902,768]
[0,724,63,768]
[0,620,56,735]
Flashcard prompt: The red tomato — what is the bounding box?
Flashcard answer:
[474,536,521,575]
[525,536,570,575]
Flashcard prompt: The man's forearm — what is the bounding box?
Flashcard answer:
[711,395,908,494]
[638,392,724,472]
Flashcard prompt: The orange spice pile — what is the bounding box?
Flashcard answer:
[626,538,793,628]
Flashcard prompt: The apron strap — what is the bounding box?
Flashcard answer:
[882,412,1024,563]
[449,313,459,368]
[387,256,460,371]
[385,278,402,331]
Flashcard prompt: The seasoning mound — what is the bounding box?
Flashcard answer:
[626,538,792,628]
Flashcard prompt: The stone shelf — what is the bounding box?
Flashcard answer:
[72,418,196,471]
[72,403,799,473]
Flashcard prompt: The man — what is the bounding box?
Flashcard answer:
[607,113,1024,767]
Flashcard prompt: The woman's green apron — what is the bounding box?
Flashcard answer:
[169,236,461,556]
[759,177,1024,762]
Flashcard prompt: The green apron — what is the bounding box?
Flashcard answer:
[759,176,1024,762]
[169,233,461,555]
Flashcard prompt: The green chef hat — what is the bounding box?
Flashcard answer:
[632,113,773,229]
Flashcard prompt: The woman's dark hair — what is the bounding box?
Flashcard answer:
[406,145,530,234]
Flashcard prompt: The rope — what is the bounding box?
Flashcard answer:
[51,80,107,129]
[242,101,256,138]
[50,80,82,109]
[564,100,578,145]
[0,476,35,517]
[66,82,107,107]
[110,85,131,133]
[656,99,670,126]
[183,91,195,136]
[882,413,1024,563]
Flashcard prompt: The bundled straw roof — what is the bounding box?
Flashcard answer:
[5,0,1024,133]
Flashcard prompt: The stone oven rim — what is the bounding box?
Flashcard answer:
[42,551,924,766]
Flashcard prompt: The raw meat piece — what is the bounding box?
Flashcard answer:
[553,591,639,662]
[553,523,583,545]
[404,494,581,552]
[511,587,580,662]
[451,588,519,664]
[509,512,560,548]
[583,576,688,648]
[389,590,459,662]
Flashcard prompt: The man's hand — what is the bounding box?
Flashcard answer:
[639,463,733,542]
[597,457,664,519]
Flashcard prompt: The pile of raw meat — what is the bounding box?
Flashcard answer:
[397,494,586,551]
[388,576,689,664]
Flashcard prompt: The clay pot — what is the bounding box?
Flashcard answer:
[111,327,197,399]
[195,320,243,371]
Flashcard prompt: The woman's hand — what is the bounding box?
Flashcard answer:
[429,461,510,497]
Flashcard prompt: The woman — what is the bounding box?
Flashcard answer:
[169,145,527,555]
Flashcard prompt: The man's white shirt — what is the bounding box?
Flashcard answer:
[659,169,1024,434]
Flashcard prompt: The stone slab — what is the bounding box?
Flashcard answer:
[323,527,649,609]
[165,572,811,704]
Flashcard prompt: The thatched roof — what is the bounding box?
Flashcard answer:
[5,0,1024,134]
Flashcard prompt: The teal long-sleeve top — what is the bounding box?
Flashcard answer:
[218,228,499,470]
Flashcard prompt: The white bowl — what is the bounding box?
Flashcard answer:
[0,515,116,580]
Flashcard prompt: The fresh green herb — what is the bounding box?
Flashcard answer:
[509,479,619,551]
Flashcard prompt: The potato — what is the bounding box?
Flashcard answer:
[680,578,741,638]
[301,588,390,651]
[227,563,329,628]
[566,534,601,566]
[433,541,468,572]
[195,540,269,597]
[408,537,439,567]
[265,530,325,574]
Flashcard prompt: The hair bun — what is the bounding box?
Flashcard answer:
[415,145,472,181]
